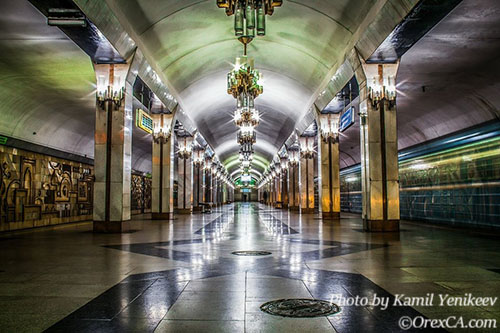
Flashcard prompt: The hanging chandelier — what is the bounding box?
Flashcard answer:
[227,56,263,100]
[217,0,282,37]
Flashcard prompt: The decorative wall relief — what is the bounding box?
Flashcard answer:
[0,145,150,231]
[0,145,94,230]
[131,173,152,213]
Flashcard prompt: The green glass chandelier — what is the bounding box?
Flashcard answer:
[217,0,282,37]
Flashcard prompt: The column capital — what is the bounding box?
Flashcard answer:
[318,113,340,143]
[299,136,315,159]
[152,113,174,144]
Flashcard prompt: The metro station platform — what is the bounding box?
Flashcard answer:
[1,0,500,331]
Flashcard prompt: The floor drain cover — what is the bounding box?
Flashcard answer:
[260,299,340,318]
[231,251,272,256]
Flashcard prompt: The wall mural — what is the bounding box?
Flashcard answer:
[0,146,94,230]
[0,146,152,231]
[131,173,152,214]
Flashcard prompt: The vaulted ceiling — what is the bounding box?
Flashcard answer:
[0,0,498,177]
[100,0,416,177]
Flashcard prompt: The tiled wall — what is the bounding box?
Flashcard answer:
[340,134,500,228]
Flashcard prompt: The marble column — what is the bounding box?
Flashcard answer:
[274,173,282,208]
[211,172,218,207]
[359,62,400,231]
[152,114,175,220]
[288,162,300,211]
[204,168,211,205]
[281,167,289,209]
[176,150,192,214]
[192,160,203,212]
[299,137,315,214]
[93,63,134,232]
[319,114,341,221]
[270,179,275,206]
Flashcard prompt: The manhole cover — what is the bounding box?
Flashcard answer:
[231,251,272,256]
[260,299,340,318]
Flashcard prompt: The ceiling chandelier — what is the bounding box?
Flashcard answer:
[217,0,282,37]
[219,1,282,183]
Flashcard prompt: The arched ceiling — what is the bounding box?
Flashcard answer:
[0,0,153,172]
[0,0,95,157]
[2,0,497,178]
[104,0,392,175]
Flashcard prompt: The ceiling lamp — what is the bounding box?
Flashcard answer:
[227,56,263,101]
[217,0,282,37]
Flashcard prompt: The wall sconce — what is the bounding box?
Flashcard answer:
[152,121,171,144]
[280,156,289,170]
[95,64,126,109]
[178,136,193,159]
[193,149,205,166]
[299,137,315,159]
[288,149,300,167]
[367,65,397,108]
[319,114,340,143]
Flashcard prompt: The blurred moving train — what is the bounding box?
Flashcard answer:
[340,121,500,229]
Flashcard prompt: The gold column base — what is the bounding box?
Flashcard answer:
[363,219,400,232]
[322,212,340,221]
[300,208,315,214]
[93,220,131,233]
[151,212,174,220]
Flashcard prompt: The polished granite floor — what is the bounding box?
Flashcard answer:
[0,203,499,332]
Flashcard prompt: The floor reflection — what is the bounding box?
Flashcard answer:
[43,203,453,332]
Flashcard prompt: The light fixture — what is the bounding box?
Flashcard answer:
[280,156,289,170]
[96,65,125,109]
[178,136,193,159]
[217,0,282,37]
[193,149,205,166]
[152,115,172,144]
[319,114,340,143]
[299,137,315,159]
[368,74,396,107]
[289,149,300,167]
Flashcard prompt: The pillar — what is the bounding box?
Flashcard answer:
[299,137,315,214]
[275,172,282,208]
[151,114,175,220]
[359,62,400,231]
[281,168,289,209]
[93,63,134,232]
[288,152,300,211]
[212,172,218,207]
[192,158,203,212]
[204,167,211,205]
[319,114,341,221]
[176,138,193,214]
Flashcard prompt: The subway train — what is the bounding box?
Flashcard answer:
[340,121,500,229]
